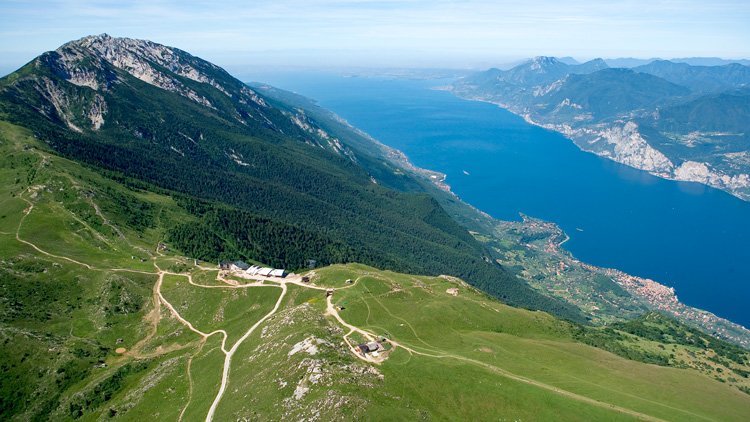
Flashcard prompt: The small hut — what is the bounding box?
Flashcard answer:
[357,342,383,355]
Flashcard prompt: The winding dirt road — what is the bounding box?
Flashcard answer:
[13,183,671,422]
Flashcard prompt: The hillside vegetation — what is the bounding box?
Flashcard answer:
[1,120,750,421]
[2,36,750,420]
[0,35,580,321]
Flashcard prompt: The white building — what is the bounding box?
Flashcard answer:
[270,269,287,278]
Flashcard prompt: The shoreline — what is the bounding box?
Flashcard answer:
[316,85,750,347]
[450,90,750,203]
[377,125,750,348]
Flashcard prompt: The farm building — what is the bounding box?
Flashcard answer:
[270,269,287,278]
[242,265,287,277]
[232,261,250,271]
[357,342,383,355]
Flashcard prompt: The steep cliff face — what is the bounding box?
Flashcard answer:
[598,122,675,173]
[1,34,359,160]
[52,34,225,107]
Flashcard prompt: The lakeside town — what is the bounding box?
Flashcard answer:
[489,215,750,348]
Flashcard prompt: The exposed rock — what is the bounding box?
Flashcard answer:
[598,122,674,173]
[35,77,82,132]
[88,94,107,130]
[673,160,750,193]
[52,34,215,108]
[288,336,332,357]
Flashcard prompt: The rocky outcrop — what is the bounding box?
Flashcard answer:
[88,94,107,130]
[51,34,215,108]
[34,77,82,132]
[673,160,750,194]
[532,116,750,200]
[285,108,359,163]
[597,122,674,173]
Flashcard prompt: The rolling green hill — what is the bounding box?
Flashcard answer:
[1,121,749,420]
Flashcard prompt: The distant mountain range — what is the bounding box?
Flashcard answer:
[451,56,750,200]
[605,57,750,68]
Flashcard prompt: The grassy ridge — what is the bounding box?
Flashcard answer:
[320,264,750,421]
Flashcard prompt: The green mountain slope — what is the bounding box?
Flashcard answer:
[636,88,750,166]
[0,34,580,320]
[540,68,690,120]
[2,122,749,420]
[634,60,750,93]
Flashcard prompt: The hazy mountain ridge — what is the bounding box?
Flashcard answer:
[634,60,750,93]
[605,57,750,68]
[451,56,750,200]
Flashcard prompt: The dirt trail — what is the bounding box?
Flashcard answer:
[10,184,673,422]
[324,287,667,422]
[179,338,206,422]
[325,295,386,364]
[16,194,95,270]
[205,282,287,422]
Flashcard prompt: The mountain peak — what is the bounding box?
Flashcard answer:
[58,33,150,58]
[4,34,353,155]
[575,58,609,73]
[46,34,230,107]
[73,32,114,44]
[584,57,607,65]
[529,56,561,70]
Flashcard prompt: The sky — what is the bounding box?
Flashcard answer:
[1,0,749,74]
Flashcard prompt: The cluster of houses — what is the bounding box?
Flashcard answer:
[219,260,288,278]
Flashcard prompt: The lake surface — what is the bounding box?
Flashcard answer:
[248,71,750,327]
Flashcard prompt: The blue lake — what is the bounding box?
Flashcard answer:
[248,71,750,328]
